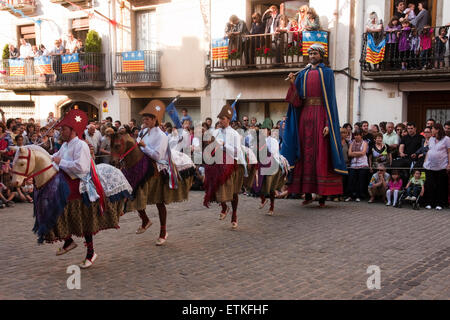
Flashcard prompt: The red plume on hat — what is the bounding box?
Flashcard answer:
[55,109,88,138]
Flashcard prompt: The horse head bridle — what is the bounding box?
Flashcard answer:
[11,148,54,180]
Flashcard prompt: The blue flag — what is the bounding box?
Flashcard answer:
[230,93,241,122]
[231,101,237,122]
[166,102,182,129]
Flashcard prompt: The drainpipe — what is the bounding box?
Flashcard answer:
[333,0,339,69]
[356,0,365,123]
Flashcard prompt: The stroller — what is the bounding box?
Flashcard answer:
[396,170,426,210]
[397,190,421,210]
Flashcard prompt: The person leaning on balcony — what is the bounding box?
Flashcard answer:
[263,5,281,34]
[39,44,49,56]
[65,32,78,54]
[385,16,401,69]
[293,5,309,31]
[304,7,321,31]
[19,38,33,59]
[225,15,249,38]
[410,2,429,32]
[8,45,19,59]
[395,1,406,22]
[434,27,448,69]
[225,15,249,63]
[75,39,85,54]
[50,39,65,55]
[250,12,265,35]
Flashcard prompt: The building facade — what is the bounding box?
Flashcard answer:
[0,0,449,129]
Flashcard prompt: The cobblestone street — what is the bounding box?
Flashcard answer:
[1,191,449,300]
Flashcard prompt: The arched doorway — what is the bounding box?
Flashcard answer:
[60,101,99,122]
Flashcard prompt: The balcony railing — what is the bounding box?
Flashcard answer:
[211,31,329,74]
[360,25,450,81]
[114,50,161,87]
[0,53,106,91]
[0,0,36,16]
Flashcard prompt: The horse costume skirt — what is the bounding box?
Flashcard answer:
[125,168,194,212]
[258,167,286,195]
[33,170,130,243]
[42,198,124,243]
[214,165,245,203]
[243,165,258,190]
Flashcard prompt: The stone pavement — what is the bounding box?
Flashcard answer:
[0,191,449,300]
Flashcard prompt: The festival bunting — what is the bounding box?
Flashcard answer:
[365,33,386,64]
[34,56,52,75]
[302,31,329,57]
[122,51,145,72]
[62,53,80,74]
[9,59,25,76]
[212,38,229,60]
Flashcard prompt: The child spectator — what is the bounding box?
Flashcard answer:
[368,164,390,203]
[403,3,416,21]
[385,16,401,69]
[289,19,300,44]
[404,169,424,201]
[386,170,403,206]
[19,178,34,203]
[420,25,433,69]
[340,128,350,201]
[434,27,448,69]
[346,129,369,202]
[15,135,25,147]
[409,29,420,69]
[0,171,16,207]
[398,20,412,70]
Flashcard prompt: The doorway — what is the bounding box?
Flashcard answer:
[407,91,450,131]
[61,101,99,122]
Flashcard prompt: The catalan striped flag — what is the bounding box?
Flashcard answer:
[34,56,52,75]
[62,53,80,74]
[365,33,386,64]
[9,59,25,76]
[122,51,145,72]
[212,38,229,60]
[302,31,329,57]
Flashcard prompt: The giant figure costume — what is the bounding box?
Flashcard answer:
[281,44,347,201]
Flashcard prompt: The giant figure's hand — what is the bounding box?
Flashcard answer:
[288,73,296,84]
[323,126,329,137]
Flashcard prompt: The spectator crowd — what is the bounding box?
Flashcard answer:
[8,32,85,60]
[365,1,450,71]
[0,106,449,211]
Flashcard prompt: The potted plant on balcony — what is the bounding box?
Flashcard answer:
[1,44,9,77]
[226,48,243,69]
[83,30,102,80]
[284,43,303,64]
[256,47,275,69]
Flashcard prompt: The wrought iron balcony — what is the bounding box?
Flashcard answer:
[360,25,450,81]
[49,0,92,9]
[0,0,36,16]
[0,53,106,91]
[210,31,330,77]
[114,50,161,88]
